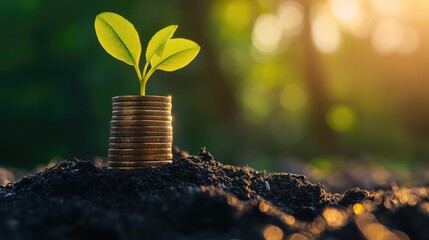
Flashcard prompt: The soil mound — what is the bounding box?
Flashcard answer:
[0,148,428,239]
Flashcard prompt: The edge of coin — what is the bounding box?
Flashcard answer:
[113,95,171,103]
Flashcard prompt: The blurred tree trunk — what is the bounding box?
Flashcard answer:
[301,0,338,153]
[180,0,238,126]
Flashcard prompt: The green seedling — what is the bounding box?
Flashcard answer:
[94,12,200,95]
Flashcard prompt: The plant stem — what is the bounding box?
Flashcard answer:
[134,65,143,81]
[140,80,146,96]
[144,68,155,84]
[134,64,144,96]
[139,67,156,96]
[143,62,149,80]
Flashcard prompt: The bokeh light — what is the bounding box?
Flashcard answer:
[252,14,283,53]
[224,0,253,30]
[311,5,341,53]
[277,1,304,38]
[372,19,404,54]
[371,0,403,17]
[242,84,273,123]
[279,84,307,111]
[323,207,347,229]
[329,0,374,38]
[262,224,283,240]
[327,105,356,132]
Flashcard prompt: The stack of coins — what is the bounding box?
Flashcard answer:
[108,95,173,169]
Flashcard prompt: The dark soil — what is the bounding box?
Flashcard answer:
[0,148,428,240]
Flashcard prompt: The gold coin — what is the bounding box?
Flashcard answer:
[108,154,173,161]
[112,110,171,116]
[109,136,173,143]
[113,101,172,108]
[110,120,172,126]
[109,142,172,149]
[110,125,173,132]
[112,106,171,111]
[111,115,172,121]
[108,148,172,155]
[112,95,171,103]
[108,160,172,169]
[110,131,173,137]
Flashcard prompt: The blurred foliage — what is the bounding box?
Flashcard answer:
[1,0,429,169]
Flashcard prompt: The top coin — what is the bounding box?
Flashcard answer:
[113,101,172,108]
[113,95,171,103]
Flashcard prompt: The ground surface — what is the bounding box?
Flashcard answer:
[0,148,428,240]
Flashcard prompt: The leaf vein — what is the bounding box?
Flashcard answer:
[98,16,135,64]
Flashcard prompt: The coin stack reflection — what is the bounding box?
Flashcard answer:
[108,95,173,169]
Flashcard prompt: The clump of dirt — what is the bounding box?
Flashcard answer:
[0,148,428,240]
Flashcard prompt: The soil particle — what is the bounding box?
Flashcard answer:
[0,148,426,239]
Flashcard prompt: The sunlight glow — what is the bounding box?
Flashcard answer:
[311,6,341,53]
[330,0,360,23]
[372,19,403,54]
[252,14,283,53]
[329,0,374,38]
[371,19,419,55]
[277,1,304,38]
[398,25,420,54]
[279,84,307,111]
[371,0,403,17]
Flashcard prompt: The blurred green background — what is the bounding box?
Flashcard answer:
[1,0,429,170]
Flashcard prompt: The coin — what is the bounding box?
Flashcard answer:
[110,131,173,137]
[108,154,173,161]
[112,95,171,103]
[110,125,173,132]
[108,160,172,168]
[111,115,172,121]
[109,136,173,143]
[108,148,172,155]
[110,124,173,130]
[110,120,172,126]
[109,142,172,149]
[110,126,173,132]
[112,110,171,116]
[112,106,171,111]
[113,101,172,108]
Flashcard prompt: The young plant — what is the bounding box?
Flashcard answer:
[94,12,200,96]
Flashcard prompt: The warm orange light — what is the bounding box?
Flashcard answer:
[353,203,365,215]
[282,214,296,225]
[259,201,270,213]
[262,224,283,240]
[322,208,347,228]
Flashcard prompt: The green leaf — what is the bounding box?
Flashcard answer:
[145,25,177,63]
[94,12,141,67]
[150,38,200,72]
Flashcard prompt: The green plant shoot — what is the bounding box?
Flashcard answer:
[94,12,200,96]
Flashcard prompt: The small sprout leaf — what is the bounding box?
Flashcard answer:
[94,12,141,67]
[146,25,178,63]
[151,38,200,72]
